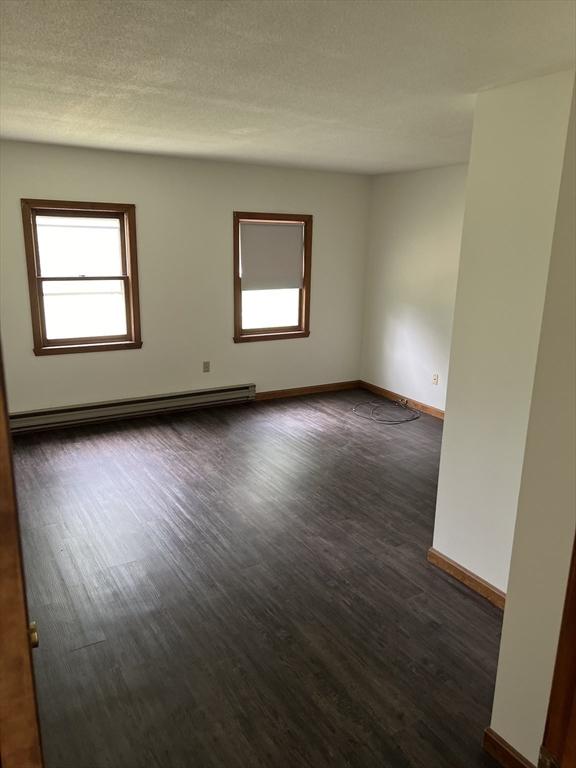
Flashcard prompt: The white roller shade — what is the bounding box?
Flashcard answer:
[240,221,304,290]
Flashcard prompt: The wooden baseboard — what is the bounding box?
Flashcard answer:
[255,381,361,401]
[483,728,536,768]
[12,379,441,426]
[427,548,506,609]
[255,380,445,420]
[359,381,444,420]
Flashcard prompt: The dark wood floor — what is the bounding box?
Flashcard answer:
[13,390,501,768]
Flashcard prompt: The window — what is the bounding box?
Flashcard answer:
[233,211,312,342]
[21,199,142,355]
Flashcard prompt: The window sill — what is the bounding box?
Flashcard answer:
[234,330,310,343]
[33,340,143,356]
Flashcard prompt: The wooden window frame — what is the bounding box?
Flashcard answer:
[21,199,142,356]
[233,211,312,343]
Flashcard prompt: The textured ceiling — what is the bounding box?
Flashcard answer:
[1,0,575,173]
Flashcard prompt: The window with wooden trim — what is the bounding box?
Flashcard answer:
[233,211,312,343]
[21,199,142,355]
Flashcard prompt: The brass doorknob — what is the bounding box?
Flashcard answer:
[28,621,39,649]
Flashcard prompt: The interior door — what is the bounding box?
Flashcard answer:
[0,342,43,767]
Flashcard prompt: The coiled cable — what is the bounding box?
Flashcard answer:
[352,399,421,425]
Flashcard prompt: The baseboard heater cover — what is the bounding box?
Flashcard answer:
[10,384,256,433]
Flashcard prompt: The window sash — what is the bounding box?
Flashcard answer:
[31,210,128,278]
[36,276,132,345]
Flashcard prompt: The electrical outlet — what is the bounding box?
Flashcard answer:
[202,361,210,373]
[432,373,439,385]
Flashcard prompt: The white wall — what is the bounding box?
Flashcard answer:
[0,141,370,412]
[490,84,575,765]
[361,165,467,410]
[432,70,575,593]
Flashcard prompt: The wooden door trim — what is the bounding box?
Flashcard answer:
[0,344,43,767]
[539,534,576,767]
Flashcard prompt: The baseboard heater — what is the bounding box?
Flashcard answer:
[9,384,256,433]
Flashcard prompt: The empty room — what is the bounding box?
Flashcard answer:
[0,2,575,768]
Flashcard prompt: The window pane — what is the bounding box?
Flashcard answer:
[36,216,122,277]
[241,288,299,330]
[42,280,127,340]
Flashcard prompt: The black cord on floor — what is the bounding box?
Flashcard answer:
[352,400,421,425]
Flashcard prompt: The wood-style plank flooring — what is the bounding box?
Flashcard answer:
[13,390,502,768]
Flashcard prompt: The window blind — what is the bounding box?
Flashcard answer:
[240,221,304,290]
